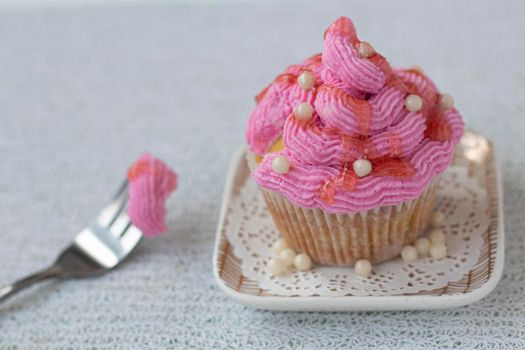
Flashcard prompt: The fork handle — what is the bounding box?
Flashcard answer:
[0,265,63,303]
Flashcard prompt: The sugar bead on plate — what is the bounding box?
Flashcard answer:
[294,254,313,271]
[401,246,418,262]
[430,243,448,260]
[271,238,289,256]
[432,211,445,226]
[267,258,287,276]
[415,237,431,257]
[429,229,446,244]
[279,248,296,267]
[354,259,372,277]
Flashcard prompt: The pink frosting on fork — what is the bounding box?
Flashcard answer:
[246,16,464,213]
[127,153,177,236]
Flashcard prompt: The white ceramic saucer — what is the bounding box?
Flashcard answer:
[213,131,504,311]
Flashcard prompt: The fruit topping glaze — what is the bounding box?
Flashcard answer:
[246,17,464,213]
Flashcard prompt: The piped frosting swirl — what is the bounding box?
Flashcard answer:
[246,16,464,213]
[127,153,178,236]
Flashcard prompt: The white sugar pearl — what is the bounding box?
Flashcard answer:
[279,248,297,267]
[267,258,287,276]
[432,211,445,227]
[294,253,313,271]
[354,259,372,278]
[271,156,290,174]
[293,102,314,121]
[404,94,423,112]
[429,229,446,244]
[401,245,418,262]
[415,237,431,257]
[357,42,375,58]
[439,93,454,110]
[412,65,424,73]
[298,71,316,90]
[271,238,289,256]
[352,159,372,177]
[430,242,448,260]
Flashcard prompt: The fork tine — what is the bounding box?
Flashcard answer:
[97,183,128,228]
[0,180,143,301]
[73,212,142,270]
[76,182,142,269]
[113,180,129,201]
[97,201,125,228]
[108,212,133,238]
[119,225,143,254]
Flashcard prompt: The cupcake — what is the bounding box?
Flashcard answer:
[245,16,464,266]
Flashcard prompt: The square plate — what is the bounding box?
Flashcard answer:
[213,131,504,311]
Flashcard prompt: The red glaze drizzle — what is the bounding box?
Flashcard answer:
[260,17,455,205]
[335,162,358,190]
[323,17,359,44]
[387,132,403,157]
[319,180,336,204]
[255,53,322,105]
[255,73,298,104]
[255,84,271,104]
[128,159,151,181]
[319,162,358,203]
[371,158,416,177]
[425,107,452,141]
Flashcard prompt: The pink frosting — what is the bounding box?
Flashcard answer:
[246,16,464,213]
[127,153,178,236]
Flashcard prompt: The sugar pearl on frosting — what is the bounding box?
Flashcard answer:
[401,245,418,262]
[280,248,297,267]
[430,242,448,260]
[429,229,446,244]
[415,237,431,257]
[298,70,316,90]
[271,238,289,256]
[405,94,423,112]
[294,253,313,271]
[412,65,424,73]
[357,42,375,58]
[354,259,372,277]
[271,156,290,174]
[439,93,454,110]
[353,159,372,177]
[293,102,314,121]
[267,258,287,276]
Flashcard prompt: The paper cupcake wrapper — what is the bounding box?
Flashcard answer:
[261,180,439,266]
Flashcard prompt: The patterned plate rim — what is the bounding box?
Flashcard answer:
[213,131,504,311]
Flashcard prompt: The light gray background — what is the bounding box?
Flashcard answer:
[0,0,523,349]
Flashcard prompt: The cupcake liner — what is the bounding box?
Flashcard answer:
[261,180,439,266]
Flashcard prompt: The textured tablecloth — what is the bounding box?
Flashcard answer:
[0,1,524,348]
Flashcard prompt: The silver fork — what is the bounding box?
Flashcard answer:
[0,181,143,303]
